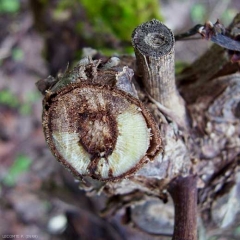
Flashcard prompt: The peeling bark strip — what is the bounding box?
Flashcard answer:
[132,20,188,128]
[168,175,198,240]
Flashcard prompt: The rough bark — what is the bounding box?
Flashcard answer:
[176,13,240,233]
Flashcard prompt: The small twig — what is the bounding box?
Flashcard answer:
[175,19,240,53]
[175,37,202,41]
[174,24,203,41]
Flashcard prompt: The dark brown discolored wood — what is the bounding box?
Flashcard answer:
[78,111,118,158]
[42,83,162,181]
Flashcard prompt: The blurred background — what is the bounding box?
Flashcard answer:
[0,0,239,239]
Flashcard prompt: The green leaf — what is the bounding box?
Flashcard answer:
[0,0,20,14]
[3,155,32,187]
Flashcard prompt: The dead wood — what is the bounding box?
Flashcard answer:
[36,12,240,239]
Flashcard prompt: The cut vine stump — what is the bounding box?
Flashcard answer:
[37,14,240,240]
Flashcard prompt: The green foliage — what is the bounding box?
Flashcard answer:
[0,0,20,14]
[0,89,41,115]
[175,61,189,75]
[12,47,24,62]
[79,0,163,41]
[191,3,206,23]
[0,89,18,108]
[19,104,31,115]
[98,48,120,57]
[56,0,78,10]
[3,154,32,187]
[39,0,49,4]
[20,91,41,116]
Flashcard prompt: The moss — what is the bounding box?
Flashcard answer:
[79,0,163,41]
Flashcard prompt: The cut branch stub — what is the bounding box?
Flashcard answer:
[132,20,188,127]
[132,20,174,57]
[41,63,161,181]
[132,19,175,104]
